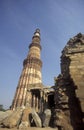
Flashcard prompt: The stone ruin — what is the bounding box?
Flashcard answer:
[54,33,84,130]
[0,32,84,130]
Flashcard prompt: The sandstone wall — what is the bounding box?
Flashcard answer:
[56,33,84,130]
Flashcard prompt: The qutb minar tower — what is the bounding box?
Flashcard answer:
[11,29,43,110]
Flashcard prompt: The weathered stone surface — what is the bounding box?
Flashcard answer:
[54,109,73,130]
[2,108,23,128]
[60,33,84,129]
[11,29,42,110]
[31,109,42,127]
[19,107,32,128]
[43,109,51,127]
[0,110,13,123]
[19,121,29,129]
[79,98,84,112]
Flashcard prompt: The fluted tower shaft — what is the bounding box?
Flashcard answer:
[11,29,42,109]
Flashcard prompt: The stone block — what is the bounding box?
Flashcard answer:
[31,109,42,127]
[54,110,73,130]
[19,107,32,128]
[0,110,13,123]
[2,109,23,128]
[19,121,29,129]
[76,87,84,98]
[43,109,51,127]
[79,98,84,112]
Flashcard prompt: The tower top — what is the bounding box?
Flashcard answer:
[34,28,40,37]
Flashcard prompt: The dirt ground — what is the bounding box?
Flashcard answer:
[0,127,57,130]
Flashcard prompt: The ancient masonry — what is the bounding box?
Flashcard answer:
[11,29,43,110]
[54,33,84,130]
[1,29,84,130]
[11,29,53,113]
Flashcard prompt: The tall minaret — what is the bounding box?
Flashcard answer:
[11,29,42,109]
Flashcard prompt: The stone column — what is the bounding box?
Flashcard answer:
[33,95,35,108]
[40,90,43,112]
[36,96,39,112]
[26,90,32,107]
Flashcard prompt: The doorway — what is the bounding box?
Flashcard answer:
[48,93,55,108]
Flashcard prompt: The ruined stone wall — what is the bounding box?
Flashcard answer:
[59,33,84,130]
[61,33,84,113]
[54,33,84,130]
[68,52,84,112]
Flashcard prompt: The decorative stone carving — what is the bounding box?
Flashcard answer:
[11,29,43,110]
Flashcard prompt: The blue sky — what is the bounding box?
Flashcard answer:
[0,0,84,109]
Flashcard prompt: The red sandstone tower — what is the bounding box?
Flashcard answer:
[11,29,43,110]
